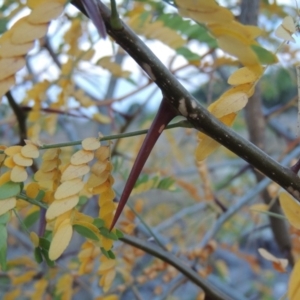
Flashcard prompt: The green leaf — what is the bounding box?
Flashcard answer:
[251,45,278,65]
[34,247,43,264]
[107,250,115,259]
[99,227,118,240]
[39,237,51,250]
[0,225,7,271]
[176,47,201,62]
[73,224,99,241]
[0,212,10,224]
[0,181,21,200]
[0,18,8,34]
[115,229,124,238]
[23,210,39,228]
[40,248,55,267]
[100,247,110,258]
[157,177,176,190]
[93,218,105,228]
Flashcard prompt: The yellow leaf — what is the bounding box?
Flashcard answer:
[195,113,236,161]
[95,146,110,161]
[21,143,39,158]
[0,41,34,58]
[101,269,116,291]
[46,195,79,220]
[70,150,94,165]
[82,137,101,151]
[61,164,90,181]
[4,157,16,168]
[11,270,37,285]
[86,172,110,189]
[13,153,33,167]
[0,57,26,81]
[99,202,115,219]
[72,220,102,239]
[0,75,15,97]
[176,0,233,24]
[0,172,11,185]
[217,36,259,66]
[93,112,111,124]
[27,2,64,24]
[275,16,296,43]
[40,159,60,172]
[98,188,115,206]
[26,182,40,198]
[249,203,269,212]
[42,148,60,160]
[4,146,22,156]
[91,181,110,195]
[11,166,27,182]
[91,161,107,176]
[289,259,300,299]
[30,231,39,247]
[279,192,300,229]
[228,67,260,85]
[10,18,48,44]
[34,169,55,181]
[49,222,73,260]
[3,289,21,300]
[98,260,116,273]
[54,178,84,199]
[209,93,248,118]
[0,197,16,215]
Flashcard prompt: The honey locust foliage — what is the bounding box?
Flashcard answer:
[0,0,300,299]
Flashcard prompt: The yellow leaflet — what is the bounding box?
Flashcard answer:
[30,231,39,247]
[3,289,21,300]
[28,2,64,24]
[176,0,233,24]
[98,188,115,206]
[99,202,115,219]
[217,36,259,67]
[11,270,37,285]
[0,197,16,216]
[275,16,296,43]
[45,114,57,135]
[249,203,269,212]
[195,113,236,161]
[93,112,111,124]
[4,146,22,156]
[26,182,40,198]
[4,157,16,168]
[70,150,94,165]
[54,178,84,199]
[222,83,255,98]
[97,56,131,78]
[13,153,33,167]
[95,146,110,161]
[95,295,118,300]
[0,41,34,58]
[100,269,116,292]
[91,181,110,195]
[209,92,248,118]
[21,143,39,158]
[61,163,90,181]
[53,214,72,233]
[98,260,116,273]
[279,192,300,229]
[209,22,250,46]
[228,67,260,85]
[81,48,95,61]
[289,260,300,299]
[82,137,101,151]
[40,159,59,172]
[11,166,27,182]
[49,222,73,260]
[31,278,48,300]
[73,211,94,224]
[0,75,15,97]
[0,172,11,185]
[11,18,48,44]
[46,195,79,220]
[0,57,26,81]
[86,172,110,189]
[91,161,107,176]
[42,148,60,160]
[34,169,55,181]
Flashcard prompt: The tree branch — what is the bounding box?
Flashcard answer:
[70,0,300,203]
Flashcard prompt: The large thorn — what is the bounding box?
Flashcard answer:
[110,98,179,230]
